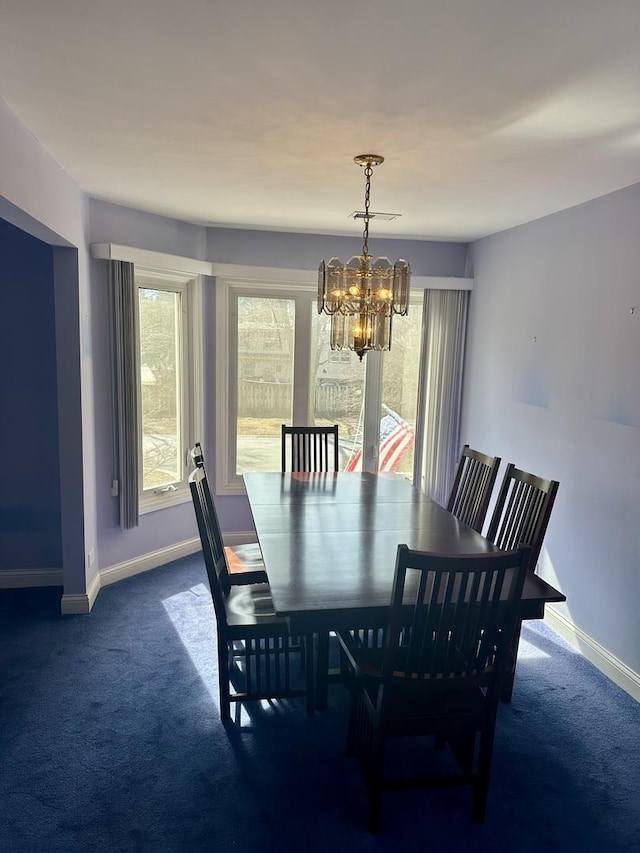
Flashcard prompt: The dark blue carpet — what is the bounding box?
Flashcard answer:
[1,554,638,852]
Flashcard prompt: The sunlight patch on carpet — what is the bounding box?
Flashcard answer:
[162,583,219,704]
[517,635,550,660]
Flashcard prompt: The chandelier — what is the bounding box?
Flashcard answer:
[317,154,410,360]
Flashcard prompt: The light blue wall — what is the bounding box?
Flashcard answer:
[89,201,209,261]
[206,226,467,276]
[462,182,640,675]
[88,203,210,570]
[0,97,93,598]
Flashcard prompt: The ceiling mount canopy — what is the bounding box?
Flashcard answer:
[317,154,410,361]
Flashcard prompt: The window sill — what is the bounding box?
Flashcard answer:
[139,488,191,515]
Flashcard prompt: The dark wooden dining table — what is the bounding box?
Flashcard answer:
[243,470,566,709]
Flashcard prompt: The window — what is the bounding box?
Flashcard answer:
[215,274,424,495]
[235,293,295,473]
[136,267,202,511]
[379,301,424,477]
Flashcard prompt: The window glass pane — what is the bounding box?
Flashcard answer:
[379,297,424,480]
[138,287,181,490]
[236,296,295,473]
[310,308,365,470]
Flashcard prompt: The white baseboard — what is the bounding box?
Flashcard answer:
[99,536,201,589]
[60,533,254,612]
[94,532,253,592]
[6,534,235,614]
[62,537,201,614]
[545,605,640,703]
[61,570,101,615]
[0,568,63,588]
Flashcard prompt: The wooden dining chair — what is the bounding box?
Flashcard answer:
[446,445,502,533]
[485,462,560,700]
[281,424,339,473]
[189,466,314,720]
[485,462,559,573]
[190,443,267,588]
[337,544,530,831]
[280,425,340,689]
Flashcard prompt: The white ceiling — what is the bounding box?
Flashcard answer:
[1,0,640,241]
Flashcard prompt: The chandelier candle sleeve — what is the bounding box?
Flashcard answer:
[318,154,410,360]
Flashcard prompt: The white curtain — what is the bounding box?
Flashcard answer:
[413,289,469,506]
[108,260,139,529]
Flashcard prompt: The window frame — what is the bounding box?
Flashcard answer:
[135,266,203,513]
[214,274,418,495]
[93,244,472,512]
[215,276,315,495]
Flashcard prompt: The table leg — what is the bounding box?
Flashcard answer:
[315,630,329,710]
[501,618,523,702]
[305,634,315,716]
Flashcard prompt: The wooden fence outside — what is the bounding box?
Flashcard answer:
[238,380,361,420]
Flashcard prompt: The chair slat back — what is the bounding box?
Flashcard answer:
[189,466,233,598]
[281,424,339,472]
[189,443,227,574]
[486,463,559,571]
[446,445,501,532]
[382,546,529,690]
[190,442,205,469]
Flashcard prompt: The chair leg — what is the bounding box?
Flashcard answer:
[305,634,315,716]
[472,775,489,823]
[369,789,382,834]
[345,687,359,756]
[315,630,330,710]
[367,729,385,833]
[448,731,475,775]
[218,639,232,721]
[472,726,496,823]
[299,634,307,670]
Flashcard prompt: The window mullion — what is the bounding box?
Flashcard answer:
[362,351,383,471]
[292,294,312,424]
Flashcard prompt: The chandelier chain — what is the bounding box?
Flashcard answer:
[362,163,373,257]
